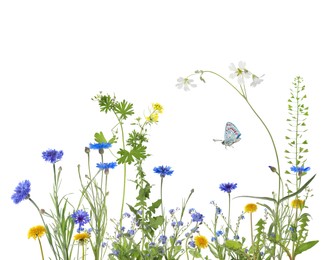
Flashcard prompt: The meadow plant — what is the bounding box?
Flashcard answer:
[11,61,318,259]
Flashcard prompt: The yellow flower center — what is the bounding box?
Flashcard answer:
[194,235,208,249]
[244,203,257,213]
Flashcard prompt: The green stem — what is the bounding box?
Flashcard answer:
[82,242,85,260]
[249,213,254,253]
[160,176,167,238]
[199,70,282,258]
[29,198,59,259]
[37,237,45,260]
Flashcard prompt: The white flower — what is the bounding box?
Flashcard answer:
[250,74,264,87]
[229,61,251,85]
[176,77,197,91]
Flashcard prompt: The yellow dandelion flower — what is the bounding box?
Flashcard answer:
[194,235,208,249]
[291,199,304,209]
[244,203,257,213]
[146,113,159,123]
[28,225,46,240]
[74,232,90,242]
[152,103,163,113]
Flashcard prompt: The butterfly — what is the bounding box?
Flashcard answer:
[213,122,241,147]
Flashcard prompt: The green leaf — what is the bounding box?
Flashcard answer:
[295,240,319,255]
[117,145,147,164]
[234,195,277,203]
[94,131,108,143]
[225,240,242,250]
[114,100,134,120]
[149,216,164,229]
[279,174,316,203]
[148,199,162,213]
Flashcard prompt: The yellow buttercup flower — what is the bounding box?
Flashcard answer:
[244,203,257,213]
[291,199,304,209]
[74,232,90,242]
[194,235,208,249]
[152,103,163,113]
[28,225,46,240]
[146,113,159,123]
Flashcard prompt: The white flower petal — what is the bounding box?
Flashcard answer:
[238,61,246,69]
[177,77,184,82]
[228,63,236,71]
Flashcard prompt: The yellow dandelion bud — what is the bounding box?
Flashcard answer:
[244,203,257,213]
[74,232,90,242]
[28,225,46,240]
[152,103,163,113]
[146,113,159,123]
[291,199,304,209]
[194,235,208,249]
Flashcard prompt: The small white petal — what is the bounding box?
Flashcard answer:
[229,72,237,79]
[228,63,236,71]
[238,61,246,69]
[177,77,184,82]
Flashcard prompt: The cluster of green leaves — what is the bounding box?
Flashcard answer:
[285,76,309,171]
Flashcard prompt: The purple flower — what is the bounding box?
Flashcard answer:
[153,165,174,177]
[159,235,167,244]
[188,241,196,248]
[219,182,237,193]
[42,149,64,164]
[123,212,131,218]
[127,229,135,236]
[71,209,90,233]
[216,230,223,236]
[191,212,204,223]
[11,180,31,204]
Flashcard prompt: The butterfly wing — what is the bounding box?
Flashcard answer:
[223,122,241,146]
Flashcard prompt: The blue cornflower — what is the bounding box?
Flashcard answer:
[169,208,175,215]
[211,237,217,242]
[71,209,90,233]
[11,180,31,204]
[177,221,183,227]
[159,235,167,244]
[153,165,174,177]
[216,207,222,214]
[96,162,117,169]
[290,165,311,175]
[171,221,176,227]
[102,242,107,248]
[191,212,204,223]
[89,142,112,149]
[175,240,182,246]
[234,234,240,240]
[219,182,237,193]
[42,149,63,164]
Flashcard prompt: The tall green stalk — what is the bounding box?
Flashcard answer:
[194,69,282,258]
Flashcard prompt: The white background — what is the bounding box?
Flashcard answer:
[1,1,334,259]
